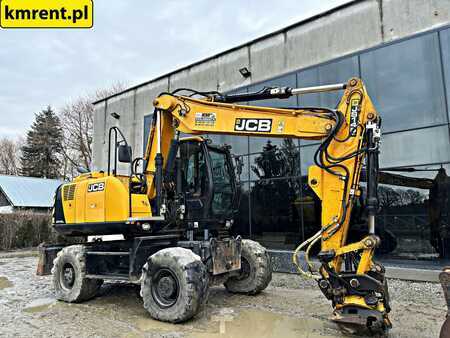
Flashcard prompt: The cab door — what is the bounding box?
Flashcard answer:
[207,146,236,219]
[180,141,213,220]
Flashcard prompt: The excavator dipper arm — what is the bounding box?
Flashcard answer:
[148,77,390,334]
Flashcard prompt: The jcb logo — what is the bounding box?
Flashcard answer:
[234,118,272,132]
[349,99,360,137]
[87,182,105,193]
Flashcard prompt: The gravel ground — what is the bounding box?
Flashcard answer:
[0,254,446,338]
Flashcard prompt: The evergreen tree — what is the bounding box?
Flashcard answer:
[21,106,64,178]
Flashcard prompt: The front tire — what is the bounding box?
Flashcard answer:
[52,245,103,302]
[141,247,209,323]
[224,239,272,294]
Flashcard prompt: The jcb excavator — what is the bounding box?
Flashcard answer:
[37,77,391,334]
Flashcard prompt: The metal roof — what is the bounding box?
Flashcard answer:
[0,175,63,208]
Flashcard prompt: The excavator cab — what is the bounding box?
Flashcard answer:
[169,137,239,228]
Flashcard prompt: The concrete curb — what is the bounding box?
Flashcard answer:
[384,267,440,282]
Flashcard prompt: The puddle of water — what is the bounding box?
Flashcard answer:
[132,307,335,338]
[134,316,192,333]
[23,298,56,313]
[188,308,335,338]
[0,276,13,290]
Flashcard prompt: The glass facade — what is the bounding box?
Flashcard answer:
[143,26,450,262]
[360,33,447,132]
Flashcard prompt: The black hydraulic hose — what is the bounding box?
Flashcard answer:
[217,86,292,103]
[366,126,380,221]
[313,110,344,177]
[170,88,222,97]
[310,109,357,239]
[154,153,164,215]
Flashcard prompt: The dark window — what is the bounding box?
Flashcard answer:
[182,143,207,196]
[249,178,303,249]
[377,164,450,259]
[360,33,447,132]
[208,134,249,156]
[209,148,234,216]
[249,139,301,181]
[299,150,450,259]
[233,153,250,183]
[232,180,251,237]
[380,125,450,168]
[143,114,153,155]
[439,28,450,123]
[297,66,320,107]
[299,144,319,176]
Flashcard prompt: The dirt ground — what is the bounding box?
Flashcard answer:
[0,252,446,338]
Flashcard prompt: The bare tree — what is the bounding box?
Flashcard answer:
[59,83,126,179]
[398,189,426,206]
[0,137,22,176]
[378,186,401,208]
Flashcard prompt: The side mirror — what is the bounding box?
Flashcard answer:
[76,166,90,174]
[118,145,132,163]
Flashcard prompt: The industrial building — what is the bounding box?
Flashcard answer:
[93,0,450,264]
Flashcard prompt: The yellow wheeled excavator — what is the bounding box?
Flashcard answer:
[38,77,390,334]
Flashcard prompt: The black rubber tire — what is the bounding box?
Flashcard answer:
[52,245,103,303]
[141,247,209,323]
[224,239,272,295]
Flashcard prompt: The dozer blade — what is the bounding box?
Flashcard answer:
[332,307,391,336]
[440,268,450,338]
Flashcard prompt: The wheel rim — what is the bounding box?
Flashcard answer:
[61,263,76,290]
[151,268,180,308]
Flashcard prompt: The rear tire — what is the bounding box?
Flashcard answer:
[224,239,272,294]
[52,245,103,302]
[141,247,209,323]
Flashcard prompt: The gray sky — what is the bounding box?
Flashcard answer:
[0,0,350,138]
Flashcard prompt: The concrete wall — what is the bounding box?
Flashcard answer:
[92,0,450,171]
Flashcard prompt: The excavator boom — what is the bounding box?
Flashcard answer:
[147,77,390,333]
